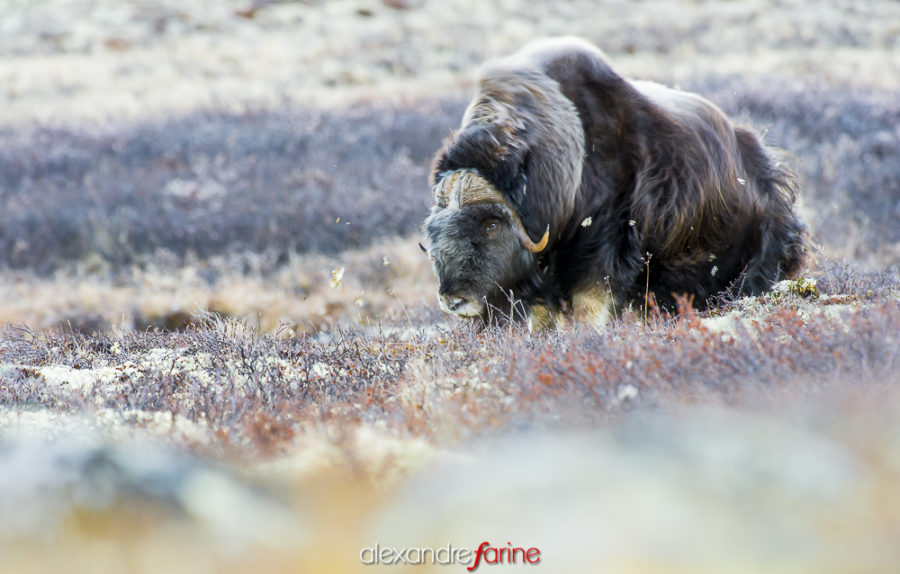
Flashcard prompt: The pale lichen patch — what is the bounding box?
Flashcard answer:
[39,365,113,392]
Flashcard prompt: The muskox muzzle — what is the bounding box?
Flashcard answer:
[438,292,484,318]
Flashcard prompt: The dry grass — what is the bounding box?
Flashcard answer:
[2,285,899,572]
[0,235,440,334]
[3,276,898,455]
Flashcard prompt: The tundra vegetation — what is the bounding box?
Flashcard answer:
[0,1,898,572]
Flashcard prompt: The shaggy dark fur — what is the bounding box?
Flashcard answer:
[425,37,805,322]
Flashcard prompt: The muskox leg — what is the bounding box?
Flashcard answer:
[572,287,615,330]
[528,288,615,332]
[527,304,558,333]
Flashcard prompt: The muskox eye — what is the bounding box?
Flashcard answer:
[483,219,500,236]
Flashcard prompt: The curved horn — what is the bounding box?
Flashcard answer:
[434,170,550,253]
[509,211,549,253]
[520,224,550,253]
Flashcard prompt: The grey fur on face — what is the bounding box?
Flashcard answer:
[425,203,533,319]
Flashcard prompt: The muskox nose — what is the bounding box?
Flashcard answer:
[437,291,485,317]
[440,294,467,312]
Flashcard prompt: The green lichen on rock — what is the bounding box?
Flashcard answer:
[771,278,820,301]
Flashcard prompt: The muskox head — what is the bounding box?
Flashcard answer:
[423,170,549,320]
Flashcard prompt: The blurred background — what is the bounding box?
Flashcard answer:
[1,1,899,572]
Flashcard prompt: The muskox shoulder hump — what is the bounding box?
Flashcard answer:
[509,36,611,68]
[495,36,621,91]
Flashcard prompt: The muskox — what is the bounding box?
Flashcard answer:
[423,37,805,329]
